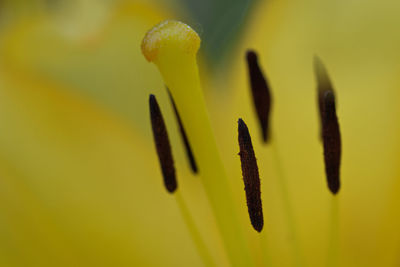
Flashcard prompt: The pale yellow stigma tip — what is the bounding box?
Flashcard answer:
[141,20,201,62]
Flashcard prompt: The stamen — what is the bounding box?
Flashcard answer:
[321,91,341,194]
[246,50,272,143]
[149,94,177,193]
[151,93,213,265]
[238,118,264,232]
[167,89,198,174]
[314,56,335,137]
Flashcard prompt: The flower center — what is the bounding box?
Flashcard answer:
[142,20,342,267]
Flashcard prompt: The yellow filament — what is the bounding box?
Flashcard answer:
[259,233,271,267]
[328,197,339,267]
[271,138,304,267]
[175,192,215,267]
[142,20,254,267]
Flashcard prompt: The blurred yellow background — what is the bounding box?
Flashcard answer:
[1,0,400,266]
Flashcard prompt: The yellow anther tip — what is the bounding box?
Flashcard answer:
[141,20,200,62]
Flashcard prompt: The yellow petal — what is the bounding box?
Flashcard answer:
[0,2,228,266]
[1,1,173,135]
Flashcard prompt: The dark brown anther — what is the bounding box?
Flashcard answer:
[321,91,341,194]
[314,56,335,138]
[238,119,264,232]
[246,50,272,143]
[149,94,177,193]
[167,89,198,174]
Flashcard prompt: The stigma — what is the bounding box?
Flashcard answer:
[141,20,200,63]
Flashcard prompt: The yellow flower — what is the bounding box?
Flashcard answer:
[1,0,400,267]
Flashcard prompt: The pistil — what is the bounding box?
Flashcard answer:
[142,20,254,267]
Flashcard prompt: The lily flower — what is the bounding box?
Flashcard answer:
[1,0,400,267]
